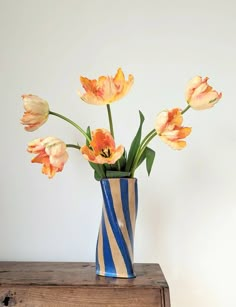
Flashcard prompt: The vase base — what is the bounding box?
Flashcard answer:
[96,270,136,279]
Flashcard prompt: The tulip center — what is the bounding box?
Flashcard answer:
[100,147,111,158]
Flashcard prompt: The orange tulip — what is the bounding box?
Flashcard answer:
[78,68,134,105]
[185,76,222,110]
[27,137,68,178]
[21,94,49,131]
[155,108,191,150]
[81,129,124,164]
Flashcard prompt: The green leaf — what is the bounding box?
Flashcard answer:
[106,171,131,178]
[94,170,103,181]
[118,154,126,170]
[113,152,127,171]
[145,147,155,176]
[86,126,91,146]
[136,148,147,168]
[85,127,105,180]
[89,162,105,180]
[135,147,156,176]
[125,111,145,172]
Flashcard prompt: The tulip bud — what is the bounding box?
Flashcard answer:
[185,76,222,110]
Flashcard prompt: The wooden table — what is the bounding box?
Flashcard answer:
[0,262,170,306]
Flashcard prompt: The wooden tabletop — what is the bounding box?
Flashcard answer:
[0,262,168,287]
[0,262,170,306]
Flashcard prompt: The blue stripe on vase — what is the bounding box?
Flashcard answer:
[101,180,133,276]
[95,230,100,273]
[120,179,133,250]
[101,211,116,276]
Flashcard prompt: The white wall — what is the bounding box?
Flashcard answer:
[1,0,236,306]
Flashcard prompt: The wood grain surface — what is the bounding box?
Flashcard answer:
[0,262,170,307]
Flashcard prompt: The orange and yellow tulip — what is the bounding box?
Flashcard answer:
[78,68,134,105]
[27,137,68,178]
[155,108,191,150]
[21,94,49,131]
[185,76,222,110]
[81,129,124,164]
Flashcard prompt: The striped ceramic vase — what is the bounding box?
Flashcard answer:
[96,178,138,278]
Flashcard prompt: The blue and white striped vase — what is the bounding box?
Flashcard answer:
[96,178,138,278]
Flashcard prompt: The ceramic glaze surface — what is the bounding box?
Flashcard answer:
[96,178,138,278]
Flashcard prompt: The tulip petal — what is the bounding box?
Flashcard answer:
[155,108,191,150]
[27,137,68,178]
[185,76,222,110]
[78,68,134,105]
[80,129,124,164]
[21,94,49,131]
[90,129,115,154]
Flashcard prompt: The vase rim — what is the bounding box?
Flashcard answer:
[100,177,137,182]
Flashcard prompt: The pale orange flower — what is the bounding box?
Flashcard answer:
[27,137,68,178]
[185,76,222,110]
[81,129,124,164]
[21,94,49,131]
[155,108,192,150]
[78,68,134,105]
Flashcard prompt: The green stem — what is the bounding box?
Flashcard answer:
[106,104,114,138]
[130,130,157,177]
[66,144,81,150]
[181,105,191,114]
[140,129,156,148]
[49,110,90,143]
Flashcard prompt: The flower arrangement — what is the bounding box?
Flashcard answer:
[20,68,222,179]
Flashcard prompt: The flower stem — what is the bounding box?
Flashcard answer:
[49,110,90,143]
[66,144,81,150]
[106,104,114,138]
[130,130,157,177]
[181,105,191,114]
[140,129,156,148]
